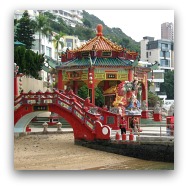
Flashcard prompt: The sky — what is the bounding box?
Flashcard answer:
[86,10,174,42]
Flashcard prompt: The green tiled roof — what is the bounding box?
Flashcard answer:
[58,57,133,69]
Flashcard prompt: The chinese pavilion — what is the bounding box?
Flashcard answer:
[56,24,151,111]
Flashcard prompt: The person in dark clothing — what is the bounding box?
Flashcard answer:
[130,116,140,135]
[119,116,127,135]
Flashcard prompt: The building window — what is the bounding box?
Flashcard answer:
[160,51,170,58]
[161,43,169,51]
[46,47,52,57]
[66,39,73,49]
[160,59,169,67]
[146,52,148,58]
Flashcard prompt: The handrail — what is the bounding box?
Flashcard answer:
[135,123,174,137]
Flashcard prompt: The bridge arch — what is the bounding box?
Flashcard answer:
[14,89,120,141]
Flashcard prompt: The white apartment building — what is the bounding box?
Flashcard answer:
[140,36,174,100]
[140,36,174,71]
[39,10,83,27]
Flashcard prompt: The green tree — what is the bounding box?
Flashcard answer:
[78,85,88,99]
[119,38,130,48]
[148,91,162,107]
[78,85,104,107]
[95,87,104,107]
[83,19,92,28]
[160,70,174,99]
[14,46,26,74]
[52,32,64,64]
[34,13,52,54]
[14,46,44,79]
[15,11,35,49]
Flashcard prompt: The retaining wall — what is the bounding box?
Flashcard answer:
[75,139,174,163]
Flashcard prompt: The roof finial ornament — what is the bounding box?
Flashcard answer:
[96,24,103,36]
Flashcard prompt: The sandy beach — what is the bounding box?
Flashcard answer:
[14,132,174,170]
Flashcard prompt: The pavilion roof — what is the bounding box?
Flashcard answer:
[74,36,123,52]
[57,57,133,70]
[72,24,123,52]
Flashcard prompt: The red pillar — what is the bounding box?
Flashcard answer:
[14,76,18,98]
[57,70,63,90]
[142,74,148,104]
[128,69,133,82]
[141,74,149,119]
[91,83,95,105]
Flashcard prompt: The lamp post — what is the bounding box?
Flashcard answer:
[88,53,95,104]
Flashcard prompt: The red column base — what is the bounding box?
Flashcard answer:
[141,110,149,119]
[153,113,162,121]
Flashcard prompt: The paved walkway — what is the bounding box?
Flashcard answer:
[21,126,174,142]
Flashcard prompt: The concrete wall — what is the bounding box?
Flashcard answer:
[18,77,50,117]
[19,76,48,94]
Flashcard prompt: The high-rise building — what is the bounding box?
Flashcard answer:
[161,22,174,41]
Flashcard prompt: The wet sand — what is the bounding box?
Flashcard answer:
[14,133,174,170]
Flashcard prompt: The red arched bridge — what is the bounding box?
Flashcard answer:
[14,89,120,141]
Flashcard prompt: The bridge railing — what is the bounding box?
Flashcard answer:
[54,89,120,130]
[14,89,120,131]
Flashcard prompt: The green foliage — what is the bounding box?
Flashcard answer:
[43,12,74,35]
[83,18,92,28]
[160,70,174,99]
[148,91,162,107]
[77,85,104,107]
[14,46,26,74]
[14,46,44,79]
[95,87,104,107]
[15,10,35,49]
[74,25,95,40]
[52,32,65,63]
[78,84,88,99]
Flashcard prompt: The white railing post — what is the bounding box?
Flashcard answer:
[43,122,48,133]
[57,122,62,132]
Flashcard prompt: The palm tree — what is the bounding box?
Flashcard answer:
[52,32,65,64]
[34,13,52,54]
